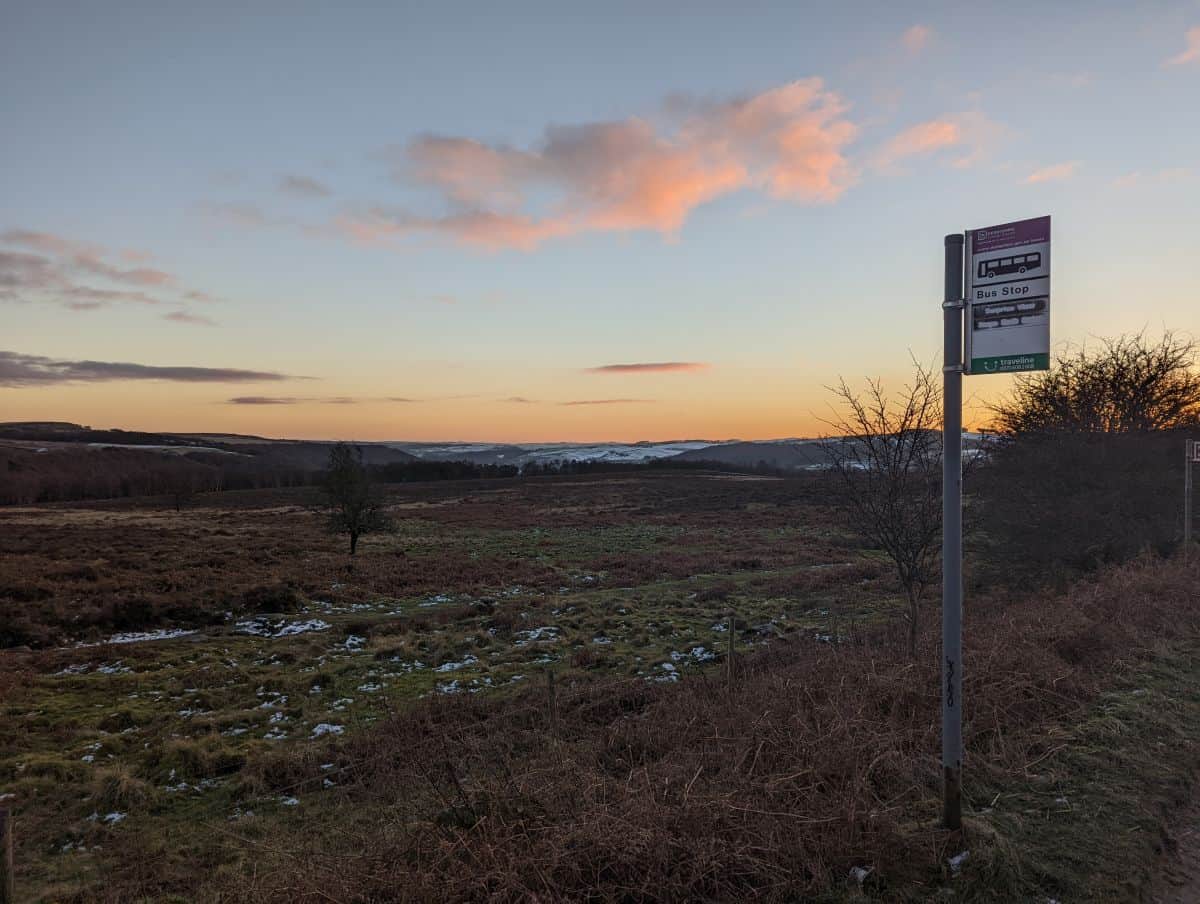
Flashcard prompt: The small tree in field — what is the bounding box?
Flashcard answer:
[323,442,392,556]
[823,362,943,658]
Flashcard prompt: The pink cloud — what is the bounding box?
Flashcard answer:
[343,80,857,250]
[872,111,1007,170]
[901,25,932,53]
[1165,27,1200,66]
[585,362,710,374]
[1025,161,1079,184]
[876,119,961,166]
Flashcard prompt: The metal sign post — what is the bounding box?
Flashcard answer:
[941,234,964,830]
[941,215,1052,830]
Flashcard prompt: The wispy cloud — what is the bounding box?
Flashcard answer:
[1165,27,1200,66]
[873,111,1005,170]
[875,119,960,167]
[503,396,538,403]
[1113,167,1192,189]
[560,398,654,406]
[199,201,277,228]
[280,175,332,198]
[0,351,301,387]
[228,395,415,405]
[0,229,221,315]
[585,361,710,374]
[164,310,219,326]
[337,79,858,250]
[901,25,932,53]
[1025,161,1079,184]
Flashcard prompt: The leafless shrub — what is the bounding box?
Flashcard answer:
[990,331,1200,435]
[822,361,943,657]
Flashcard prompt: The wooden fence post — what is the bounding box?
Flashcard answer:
[0,807,13,904]
[546,669,558,734]
[726,612,736,689]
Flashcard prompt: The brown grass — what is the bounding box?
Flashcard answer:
[136,555,1200,903]
[0,472,844,648]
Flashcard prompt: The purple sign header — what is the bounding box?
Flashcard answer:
[970,215,1050,254]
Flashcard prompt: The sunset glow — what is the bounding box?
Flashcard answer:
[3,3,1198,441]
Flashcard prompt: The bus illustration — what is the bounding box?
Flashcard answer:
[977,251,1042,279]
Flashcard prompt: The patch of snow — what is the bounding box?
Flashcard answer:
[435,654,479,673]
[649,662,680,683]
[514,626,559,646]
[79,627,197,648]
[311,723,344,738]
[849,866,872,885]
[947,850,969,875]
[670,647,717,663]
[235,617,331,638]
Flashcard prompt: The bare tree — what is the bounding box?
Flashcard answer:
[822,362,943,658]
[978,332,1200,576]
[991,332,1200,435]
[323,442,393,556]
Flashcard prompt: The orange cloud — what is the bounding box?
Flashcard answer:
[901,25,932,53]
[560,399,654,406]
[1025,161,1079,183]
[586,362,710,374]
[873,111,1006,170]
[876,119,961,166]
[1165,27,1200,66]
[342,80,857,250]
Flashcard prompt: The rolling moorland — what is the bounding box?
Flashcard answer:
[1,469,1198,902]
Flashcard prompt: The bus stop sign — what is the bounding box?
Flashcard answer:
[964,215,1051,375]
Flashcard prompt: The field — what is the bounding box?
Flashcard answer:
[1,472,1197,902]
[0,472,903,898]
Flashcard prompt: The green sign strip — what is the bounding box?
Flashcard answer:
[969,353,1050,374]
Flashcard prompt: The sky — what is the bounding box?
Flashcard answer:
[2,1,1198,442]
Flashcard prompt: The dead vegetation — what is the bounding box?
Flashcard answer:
[93,555,1200,903]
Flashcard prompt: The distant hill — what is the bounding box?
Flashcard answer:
[668,440,836,470]
[235,441,417,471]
